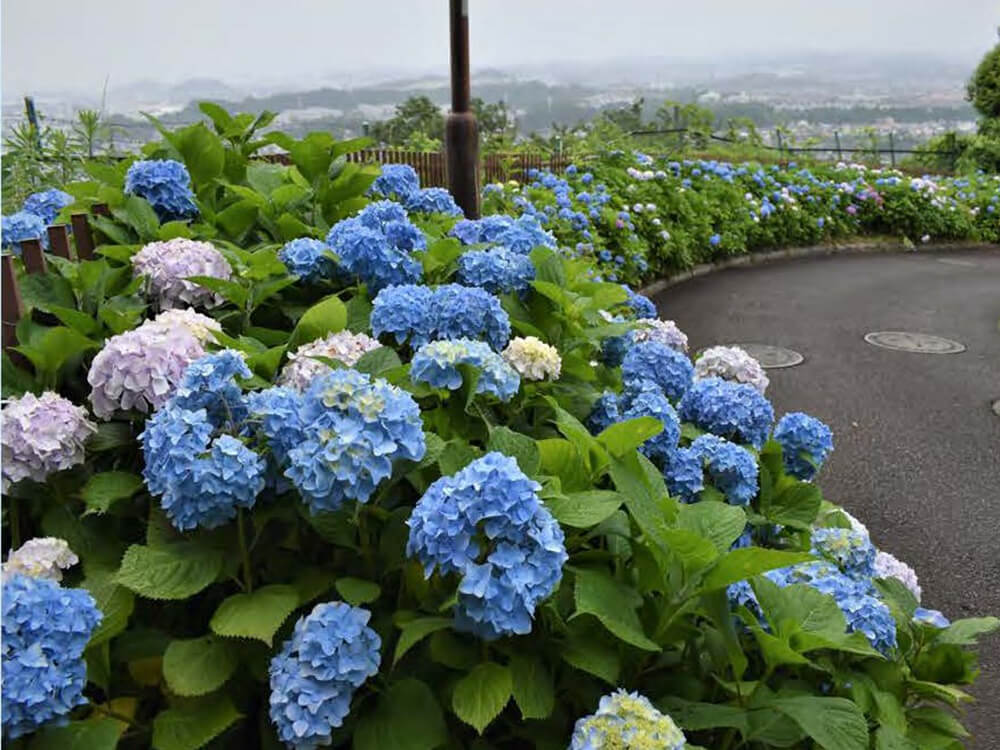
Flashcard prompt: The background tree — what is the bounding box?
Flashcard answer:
[370,95,445,146]
[966,27,1000,124]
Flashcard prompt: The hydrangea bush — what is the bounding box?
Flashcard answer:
[1,114,996,750]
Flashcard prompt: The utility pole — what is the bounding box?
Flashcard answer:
[446,0,479,218]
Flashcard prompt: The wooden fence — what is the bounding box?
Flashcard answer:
[339,149,573,187]
[2,204,109,359]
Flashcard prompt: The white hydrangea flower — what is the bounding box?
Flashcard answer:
[2,392,96,490]
[632,319,689,353]
[874,550,922,602]
[502,336,562,381]
[149,308,222,343]
[694,345,769,394]
[2,538,78,582]
[278,331,381,391]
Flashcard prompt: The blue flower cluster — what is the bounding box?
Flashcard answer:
[678,377,775,449]
[371,283,510,351]
[369,164,421,201]
[589,381,680,463]
[450,213,556,254]
[1,211,48,254]
[325,201,425,293]
[23,189,73,224]
[690,434,759,505]
[141,351,266,530]
[269,602,381,749]
[405,187,463,216]
[622,340,694,401]
[456,247,535,295]
[913,607,950,628]
[765,562,897,654]
[586,391,622,433]
[663,447,705,500]
[810,527,876,578]
[124,159,198,220]
[406,452,567,639]
[773,412,834,480]
[279,237,337,283]
[411,339,520,401]
[267,369,425,514]
[2,575,102,738]
[620,285,657,319]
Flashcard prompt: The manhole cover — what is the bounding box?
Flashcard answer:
[727,343,804,369]
[864,331,965,354]
[992,399,1000,417]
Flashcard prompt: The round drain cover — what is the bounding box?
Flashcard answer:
[864,331,965,354]
[992,399,1000,418]
[727,343,804,369]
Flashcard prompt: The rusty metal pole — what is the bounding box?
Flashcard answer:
[446,0,479,218]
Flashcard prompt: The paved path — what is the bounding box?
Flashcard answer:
[652,248,1000,746]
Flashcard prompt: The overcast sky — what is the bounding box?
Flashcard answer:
[2,0,997,95]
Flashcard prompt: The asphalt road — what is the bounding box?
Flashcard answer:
[651,248,1000,746]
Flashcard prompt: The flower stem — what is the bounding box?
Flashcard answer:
[8,496,21,550]
[238,509,253,593]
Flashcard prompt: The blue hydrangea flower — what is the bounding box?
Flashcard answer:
[405,187,463,216]
[678,377,775,449]
[456,247,535,295]
[269,602,381,750]
[431,284,511,351]
[369,164,420,201]
[371,284,436,348]
[691,434,759,505]
[285,369,426,514]
[663,446,705,500]
[913,607,950,628]
[325,201,425,294]
[407,452,567,639]
[22,189,73,224]
[622,340,694,401]
[811,527,876,579]
[411,339,520,401]
[570,690,687,750]
[449,214,555,254]
[727,579,764,624]
[2,211,48,254]
[621,285,657,319]
[247,386,305,466]
[587,391,621,433]
[124,159,198,220]
[170,350,250,424]
[773,412,834,480]
[619,380,680,464]
[2,575,102,738]
[279,237,337,283]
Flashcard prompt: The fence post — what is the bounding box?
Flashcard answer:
[20,239,47,275]
[888,132,896,168]
[70,213,96,260]
[2,255,24,356]
[774,130,784,164]
[834,131,843,161]
[47,225,72,260]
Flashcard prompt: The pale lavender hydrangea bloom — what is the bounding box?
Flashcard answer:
[1,392,96,489]
[149,308,222,343]
[132,238,233,309]
[87,320,205,419]
[2,538,78,582]
[278,332,382,391]
[695,345,769,394]
[874,550,922,601]
[632,318,689,352]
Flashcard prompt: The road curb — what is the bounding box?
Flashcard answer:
[638,240,1000,297]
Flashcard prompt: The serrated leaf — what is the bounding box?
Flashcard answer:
[116,543,223,600]
[487,426,541,475]
[210,584,300,645]
[354,347,402,377]
[677,501,747,553]
[393,617,453,666]
[573,568,660,651]
[701,548,814,592]
[768,696,868,750]
[544,490,622,528]
[81,471,144,514]
[509,654,555,720]
[287,294,347,350]
[560,632,620,684]
[335,577,381,606]
[151,693,242,750]
[82,569,135,648]
[185,275,248,307]
[29,717,125,750]
[353,678,448,750]
[762,481,822,530]
[597,416,663,457]
[936,617,1000,646]
[451,662,512,734]
[163,635,238,696]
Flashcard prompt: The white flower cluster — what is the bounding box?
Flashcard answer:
[279,331,381,391]
[2,538,79,582]
[150,308,222,343]
[1,392,96,490]
[874,550,922,601]
[502,336,562,381]
[632,319,689,353]
[694,345,769,394]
